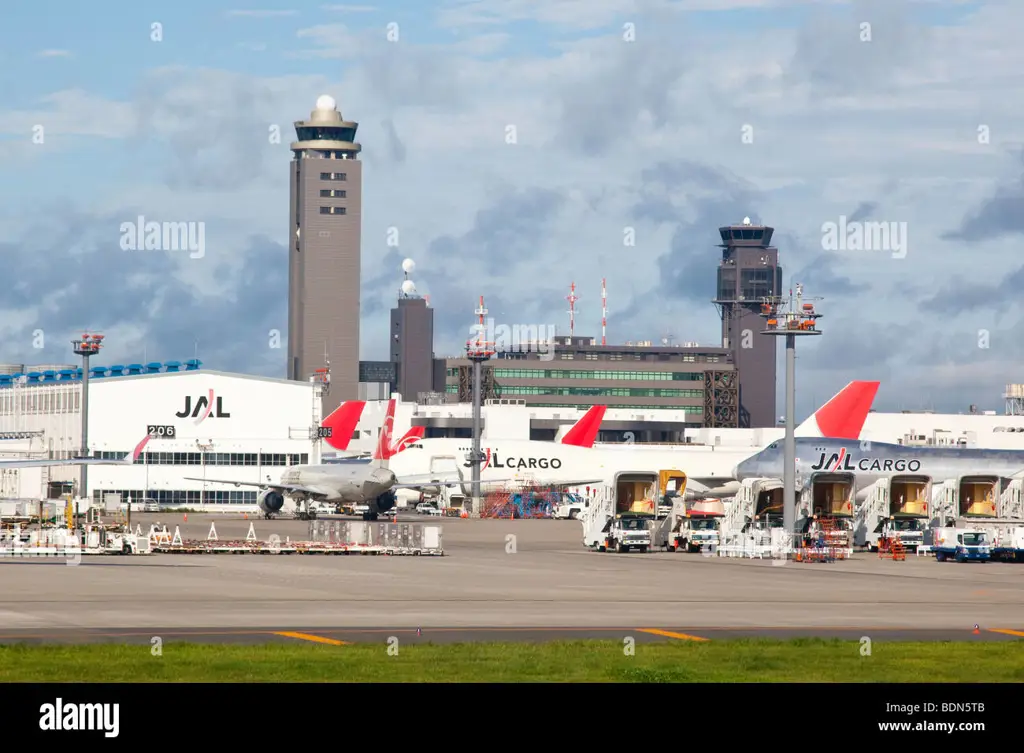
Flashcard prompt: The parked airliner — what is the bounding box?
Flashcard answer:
[384,382,880,496]
[188,399,501,520]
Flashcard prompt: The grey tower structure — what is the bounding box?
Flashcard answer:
[391,295,435,401]
[712,218,782,428]
[288,94,362,416]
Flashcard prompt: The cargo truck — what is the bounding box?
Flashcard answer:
[933,527,990,563]
[990,526,1024,562]
[584,470,676,551]
[666,499,724,553]
[866,513,927,553]
[597,513,652,553]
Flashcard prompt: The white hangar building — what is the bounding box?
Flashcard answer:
[0,361,326,509]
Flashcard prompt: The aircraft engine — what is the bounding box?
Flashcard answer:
[374,490,397,515]
[258,489,285,515]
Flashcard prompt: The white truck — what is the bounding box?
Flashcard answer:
[552,493,590,520]
[989,526,1024,562]
[595,513,652,553]
[667,508,723,553]
[866,514,927,553]
[583,470,677,552]
[933,527,990,563]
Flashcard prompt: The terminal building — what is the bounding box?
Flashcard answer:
[443,335,738,430]
[0,361,323,508]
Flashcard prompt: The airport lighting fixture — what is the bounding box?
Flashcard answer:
[760,284,822,540]
[465,296,495,518]
[71,332,104,539]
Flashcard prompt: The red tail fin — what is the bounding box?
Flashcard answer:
[372,399,397,461]
[321,401,366,451]
[812,381,879,439]
[561,405,606,447]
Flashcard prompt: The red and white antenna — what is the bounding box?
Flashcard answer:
[601,277,607,346]
[566,282,578,338]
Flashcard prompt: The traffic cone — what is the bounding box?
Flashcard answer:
[416,627,421,637]
[973,624,980,635]
[244,513,248,520]
[183,513,187,522]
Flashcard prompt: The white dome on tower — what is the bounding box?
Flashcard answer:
[315,94,337,111]
[402,258,416,274]
[401,280,416,295]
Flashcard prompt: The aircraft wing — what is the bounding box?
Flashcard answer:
[182,477,330,497]
[391,474,605,490]
[0,435,151,469]
[685,478,741,498]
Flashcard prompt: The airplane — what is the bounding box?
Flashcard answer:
[0,435,151,469]
[316,400,425,461]
[185,399,503,520]
[734,434,1024,519]
[384,404,612,496]
[384,382,880,498]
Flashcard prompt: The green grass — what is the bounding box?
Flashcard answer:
[2,639,1023,682]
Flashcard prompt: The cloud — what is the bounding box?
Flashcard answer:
[321,4,377,11]
[6,0,1024,418]
[0,209,287,376]
[942,149,1024,242]
[225,10,297,18]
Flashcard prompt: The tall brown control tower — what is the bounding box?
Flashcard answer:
[288,94,362,415]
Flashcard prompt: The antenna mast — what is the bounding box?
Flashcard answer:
[601,278,607,346]
[566,282,578,339]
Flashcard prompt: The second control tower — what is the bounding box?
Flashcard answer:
[712,218,782,428]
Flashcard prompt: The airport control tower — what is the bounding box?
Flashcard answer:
[712,218,782,428]
[288,95,362,416]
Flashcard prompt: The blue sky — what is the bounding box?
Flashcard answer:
[0,0,1021,417]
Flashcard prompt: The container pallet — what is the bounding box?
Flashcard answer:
[150,541,442,555]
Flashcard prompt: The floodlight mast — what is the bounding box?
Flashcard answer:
[759,284,822,542]
[465,296,495,518]
[71,332,105,539]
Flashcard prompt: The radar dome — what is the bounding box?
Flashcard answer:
[402,258,416,274]
[742,216,751,225]
[401,280,416,295]
[315,94,337,111]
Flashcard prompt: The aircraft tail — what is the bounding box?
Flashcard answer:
[320,401,366,451]
[372,399,397,468]
[795,381,879,439]
[560,405,606,447]
[123,435,151,463]
[369,399,426,466]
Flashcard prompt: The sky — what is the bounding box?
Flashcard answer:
[0,0,1021,419]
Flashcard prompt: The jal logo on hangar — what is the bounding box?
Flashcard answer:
[176,389,230,425]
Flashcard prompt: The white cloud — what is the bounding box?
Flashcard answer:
[4,0,1024,412]
[36,49,72,58]
[321,4,377,10]
[225,10,297,18]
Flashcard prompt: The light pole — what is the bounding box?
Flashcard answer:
[760,284,822,539]
[465,296,494,518]
[197,439,214,508]
[71,332,104,539]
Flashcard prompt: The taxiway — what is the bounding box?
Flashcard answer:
[0,514,1022,643]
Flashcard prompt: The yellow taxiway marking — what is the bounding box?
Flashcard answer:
[273,631,349,646]
[638,628,709,642]
[988,628,1024,638]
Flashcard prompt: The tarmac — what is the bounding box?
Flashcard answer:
[1,513,1023,645]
